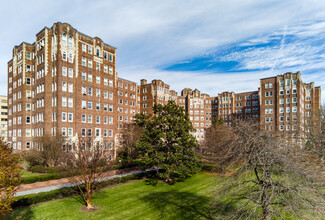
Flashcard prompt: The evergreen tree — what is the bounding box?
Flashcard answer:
[135,101,202,183]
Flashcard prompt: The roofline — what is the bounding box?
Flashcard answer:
[14,41,33,49]
[117,77,137,84]
[235,90,258,95]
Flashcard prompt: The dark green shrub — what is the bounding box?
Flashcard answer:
[29,165,46,173]
[46,166,65,174]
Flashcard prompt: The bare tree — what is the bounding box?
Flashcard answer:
[304,104,325,159]
[201,120,325,219]
[68,138,112,210]
[118,123,143,164]
[27,133,66,167]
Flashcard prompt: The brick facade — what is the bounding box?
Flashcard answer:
[7,23,322,153]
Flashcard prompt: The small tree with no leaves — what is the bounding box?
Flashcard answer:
[0,140,22,217]
[118,123,143,164]
[201,120,325,219]
[68,138,112,210]
[27,133,66,167]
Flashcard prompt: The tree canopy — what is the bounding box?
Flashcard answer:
[135,101,202,183]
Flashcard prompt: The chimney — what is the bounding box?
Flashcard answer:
[140,79,147,85]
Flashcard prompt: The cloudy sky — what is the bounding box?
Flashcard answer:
[1,0,325,101]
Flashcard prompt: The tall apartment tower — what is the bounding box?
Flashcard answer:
[260,72,321,134]
[0,96,8,142]
[7,22,118,158]
[139,79,178,115]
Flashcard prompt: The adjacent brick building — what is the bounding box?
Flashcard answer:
[6,23,322,154]
[0,96,8,142]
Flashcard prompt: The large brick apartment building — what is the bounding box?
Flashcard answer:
[7,22,322,156]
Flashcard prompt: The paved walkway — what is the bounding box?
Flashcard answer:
[15,168,145,197]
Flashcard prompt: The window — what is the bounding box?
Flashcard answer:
[68,128,73,137]
[26,52,31,59]
[62,97,67,107]
[104,65,108,73]
[26,77,31,85]
[88,87,93,96]
[62,66,67,76]
[96,76,100,84]
[68,68,73,78]
[292,97,297,103]
[109,53,113,62]
[88,59,92,68]
[269,83,273,88]
[88,129,92,137]
[292,106,297,112]
[96,62,100,70]
[265,83,269,88]
[68,54,73,63]
[279,107,284,113]
[88,73,92,82]
[88,46,92,54]
[26,116,31,124]
[109,66,113,75]
[279,90,284,95]
[96,116,100,124]
[88,115,92,123]
[68,113,73,122]
[82,72,86,80]
[81,114,86,123]
[68,98,73,107]
[82,43,86,52]
[88,101,92,109]
[109,79,113,87]
[95,128,100,137]
[109,129,113,137]
[81,128,86,137]
[62,112,67,122]
[286,107,290,113]
[68,83,73,93]
[62,51,67,61]
[62,128,67,136]
[62,82,67,91]
[286,89,290,95]
[104,51,107,59]
[82,57,86,66]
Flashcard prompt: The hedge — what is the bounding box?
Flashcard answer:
[22,173,68,184]
[13,172,149,209]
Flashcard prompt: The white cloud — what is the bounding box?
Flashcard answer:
[0,0,325,103]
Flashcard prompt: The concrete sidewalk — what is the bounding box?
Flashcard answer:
[15,168,145,197]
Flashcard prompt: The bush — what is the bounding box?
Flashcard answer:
[22,173,62,184]
[29,165,46,173]
[46,166,66,174]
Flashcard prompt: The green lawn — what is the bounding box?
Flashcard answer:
[10,173,232,220]
[21,170,44,178]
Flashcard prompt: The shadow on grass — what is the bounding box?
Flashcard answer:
[141,190,241,219]
[6,207,34,220]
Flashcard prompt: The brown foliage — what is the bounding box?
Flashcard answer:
[0,139,22,217]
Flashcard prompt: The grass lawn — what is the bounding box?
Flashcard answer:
[10,173,232,220]
[21,170,44,179]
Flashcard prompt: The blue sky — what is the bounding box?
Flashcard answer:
[0,0,325,102]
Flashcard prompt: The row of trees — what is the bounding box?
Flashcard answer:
[2,100,324,218]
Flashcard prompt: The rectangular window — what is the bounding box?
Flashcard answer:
[62,97,67,107]
[68,113,73,122]
[88,73,92,82]
[96,116,100,124]
[88,59,92,68]
[88,46,92,54]
[62,66,67,76]
[88,101,92,109]
[68,83,73,93]
[109,66,113,75]
[62,112,67,122]
[81,114,86,123]
[68,68,73,78]
[82,72,86,80]
[82,57,86,66]
[88,115,92,123]
[68,98,73,107]
[82,43,86,52]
